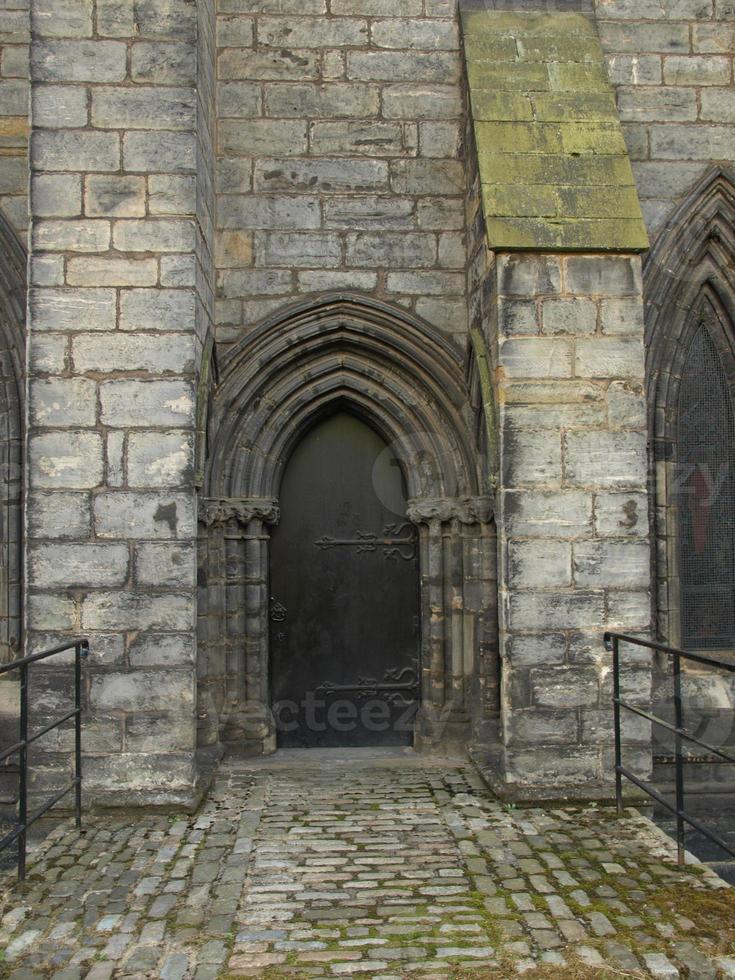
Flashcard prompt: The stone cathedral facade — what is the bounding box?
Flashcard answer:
[0,0,733,807]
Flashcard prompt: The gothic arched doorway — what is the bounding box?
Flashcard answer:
[270,411,420,747]
[199,295,498,758]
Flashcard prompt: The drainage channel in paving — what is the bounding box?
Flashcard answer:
[0,748,733,979]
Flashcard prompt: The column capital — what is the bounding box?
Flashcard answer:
[406,495,494,526]
[199,496,280,527]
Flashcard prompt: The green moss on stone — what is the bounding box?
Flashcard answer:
[462,9,649,253]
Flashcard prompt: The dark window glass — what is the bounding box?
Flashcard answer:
[678,321,735,649]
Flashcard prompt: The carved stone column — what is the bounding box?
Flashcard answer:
[407,496,494,755]
[200,497,279,753]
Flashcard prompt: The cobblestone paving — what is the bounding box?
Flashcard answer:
[0,750,733,979]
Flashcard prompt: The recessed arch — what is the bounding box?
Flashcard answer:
[198,294,498,756]
[206,293,484,503]
[645,168,735,649]
[0,212,25,663]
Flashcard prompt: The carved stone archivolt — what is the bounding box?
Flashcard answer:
[407,496,494,526]
[199,496,280,527]
[199,295,500,756]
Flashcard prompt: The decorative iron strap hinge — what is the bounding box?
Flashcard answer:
[314,522,416,561]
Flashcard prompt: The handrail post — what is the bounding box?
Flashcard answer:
[672,649,686,866]
[612,635,623,815]
[18,662,28,880]
[74,641,86,831]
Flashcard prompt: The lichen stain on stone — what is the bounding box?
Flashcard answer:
[154,502,178,534]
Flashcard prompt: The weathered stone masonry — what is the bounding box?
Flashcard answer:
[0,0,728,805]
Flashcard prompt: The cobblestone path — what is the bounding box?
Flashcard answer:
[1,750,734,979]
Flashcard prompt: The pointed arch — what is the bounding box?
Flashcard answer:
[645,168,735,649]
[0,213,25,662]
[197,294,499,756]
[206,293,485,501]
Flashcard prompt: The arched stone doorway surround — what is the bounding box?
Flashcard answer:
[0,212,25,663]
[198,294,498,756]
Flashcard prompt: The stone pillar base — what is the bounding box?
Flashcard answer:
[221,700,276,755]
[414,704,470,758]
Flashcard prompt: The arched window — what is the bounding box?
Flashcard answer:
[676,312,735,649]
[646,168,735,650]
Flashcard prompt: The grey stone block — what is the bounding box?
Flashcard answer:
[149,175,196,215]
[371,18,458,49]
[85,175,146,217]
[264,82,379,118]
[133,0,196,40]
[119,288,196,331]
[31,85,87,129]
[575,337,644,379]
[128,632,195,667]
[217,194,320,230]
[123,131,196,173]
[127,430,194,487]
[564,256,641,296]
[73,332,196,375]
[94,491,195,539]
[134,542,196,587]
[259,16,367,48]
[33,218,110,252]
[347,50,457,83]
[497,254,562,296]
[594,492,649,537]
[390,158,464,195]
[218,47,319,81]
[28,490,90,539]
[503,489,593,538]
[500,338,574,378]
[507,708,578,746]
[502,429,562,486]
[29,430,103,489]
[507,539,573,589]
[216,14,254,48]
[32,40,127,83]
[30,377,97,428]
[573,540,650,589]
[32,129,120,172]
[385,270,463,294]
[217,268,292,298]
[506,591,605,632]
[564,431,647,488]
[0,78,28,115]
[506,633,566,667]
[253,158,389,193]
[112,218,195,252]
[99,379,194,428]
[30,256,65,287]
[90,669,195,711]
[31,0,92,37]
[96,0,135,37]
[27,592,77,631]
[218,119,307,156]
[32,174,82,217]
[217,81,261,118]
[257,231,341,268]
[91,86,195,129]
[131,41,196,84]
[346,232,435,267]
[29,542,128,587]
[323,196,414,230]
[31,287,117,332]
[66,256,158,287]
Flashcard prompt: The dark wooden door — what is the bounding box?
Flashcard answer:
[270,412,420,747]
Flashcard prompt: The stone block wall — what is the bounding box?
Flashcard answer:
[0,0,28,241]
[213,0,469,347]
[594,0,735,238]
[26,0,205,806]
[492,252,652,791]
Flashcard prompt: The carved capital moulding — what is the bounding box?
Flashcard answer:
[406,496,494,526]
[199,497,280,527]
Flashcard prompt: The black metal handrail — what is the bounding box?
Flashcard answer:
[605,630,735,866]
[0,639,88,879]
